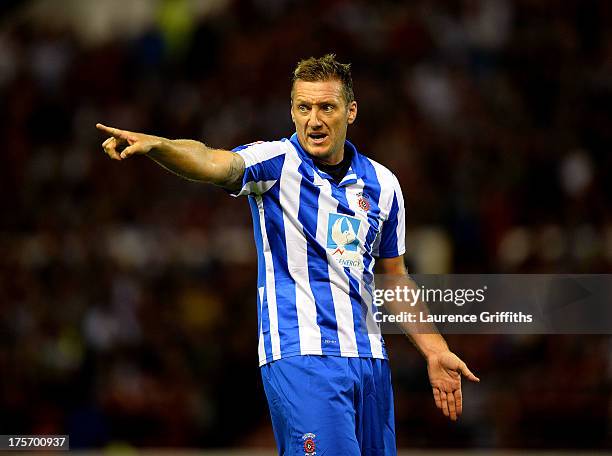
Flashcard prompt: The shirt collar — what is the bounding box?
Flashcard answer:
[289,133,362,186]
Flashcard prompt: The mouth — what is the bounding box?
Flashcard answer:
[307,132,328,145]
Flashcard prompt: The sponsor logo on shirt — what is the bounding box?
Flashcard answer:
[326,213,363,269]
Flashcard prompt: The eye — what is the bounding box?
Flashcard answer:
[323,104,334,112]
[297,104,309,113]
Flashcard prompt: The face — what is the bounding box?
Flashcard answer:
[291,79,357,165]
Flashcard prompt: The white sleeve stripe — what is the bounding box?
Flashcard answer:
[236,141,286,168]
[368,159,406,257]
[392,174,406,255]
[232,179,278,198]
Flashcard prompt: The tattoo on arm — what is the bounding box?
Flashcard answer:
[219,153,245,192]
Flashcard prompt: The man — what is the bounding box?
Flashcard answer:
[97,54,479,455]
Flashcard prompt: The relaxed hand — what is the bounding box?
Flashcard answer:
[427,350,479,421]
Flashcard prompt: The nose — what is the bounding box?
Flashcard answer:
[308,107,323,128]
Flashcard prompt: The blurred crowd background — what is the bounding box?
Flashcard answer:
[1,0,611,451]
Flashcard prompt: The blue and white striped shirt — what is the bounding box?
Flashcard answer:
[233,134,405,366]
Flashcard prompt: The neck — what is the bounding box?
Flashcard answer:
[314,148,344,166]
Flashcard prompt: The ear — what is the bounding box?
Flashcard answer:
[347,101,357,125]
[290,100,295,124]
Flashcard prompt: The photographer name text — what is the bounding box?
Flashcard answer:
[374,311,533,324]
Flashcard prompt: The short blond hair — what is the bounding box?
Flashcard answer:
[291,54,354,105]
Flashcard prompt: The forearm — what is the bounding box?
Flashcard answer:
[399,276,450,359]
[380,271,450,360]
[147,138,242,187]
[407,332,449,360]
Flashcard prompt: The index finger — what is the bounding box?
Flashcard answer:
[96,123,130,140]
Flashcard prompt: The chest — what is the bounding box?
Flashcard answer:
[288,172,386,254]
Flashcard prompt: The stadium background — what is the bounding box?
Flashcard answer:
[1,0,611,452]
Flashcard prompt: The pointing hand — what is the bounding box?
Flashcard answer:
[96,123,162,160]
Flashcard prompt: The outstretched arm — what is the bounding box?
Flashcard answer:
[96,123,245,192]
[376,256,480,421]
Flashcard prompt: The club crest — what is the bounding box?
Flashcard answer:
[357,192,370,212]
[302,433,316,455]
